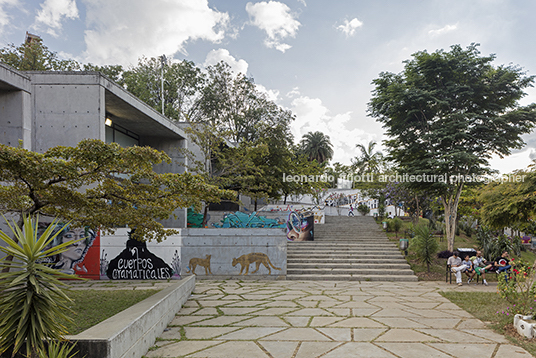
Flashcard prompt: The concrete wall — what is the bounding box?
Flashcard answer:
[100,228,286,280]
[29,73,103,152]
[181,228,287,278]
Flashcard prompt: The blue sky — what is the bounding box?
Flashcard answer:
[1,0,536,173]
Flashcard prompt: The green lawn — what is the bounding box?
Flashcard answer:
[442,291,536,356]
[62,289,160,335]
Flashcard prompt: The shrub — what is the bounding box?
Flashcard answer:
[411,224,439,272]
[476,227,521,261]
[437,250,453,259]
[0,216,82,358]
[392,217,403,238]
[357,204,370,216]
[497,258,536,316]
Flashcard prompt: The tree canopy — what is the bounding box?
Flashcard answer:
[369,44,536,251]
[299,131,334,164]
[0,140,234,241]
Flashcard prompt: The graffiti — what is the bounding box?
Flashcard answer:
[286,211,314,241]
[171,250,181,278]
[185,255,213,275]
[212,211,285,228]
[232,252,281,275]
[40,223,99,278]
[105,231,172,280]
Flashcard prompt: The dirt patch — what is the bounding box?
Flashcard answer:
[416,271,444,281]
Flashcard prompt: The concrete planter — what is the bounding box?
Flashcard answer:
[514,314,536,339]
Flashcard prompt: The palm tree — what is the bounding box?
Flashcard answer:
[352,140,384,174]
[299,131,334,164]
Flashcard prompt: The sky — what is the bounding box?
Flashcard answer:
[1,0,536,174]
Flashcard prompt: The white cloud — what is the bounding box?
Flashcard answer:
[256,84,280,102]
[337,18,363,37]
[428,23,458,36]
[297,0,306,5]
[245,1,300,53]
[204,49,249,75]
[82,0,229,65]
[32,0,78,37]
[289,91,374,164]
[0,0,19,36]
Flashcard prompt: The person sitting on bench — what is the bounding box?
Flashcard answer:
[473,250,493,286]
[493,251,512,282]
[462,254,476,284]
[448,251,468,286]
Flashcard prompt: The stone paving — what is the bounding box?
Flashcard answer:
[144,280,534,358]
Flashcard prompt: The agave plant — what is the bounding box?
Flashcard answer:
[0,215,82,358]
[39,340,79,358]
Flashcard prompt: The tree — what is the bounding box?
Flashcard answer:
[357,204,370,216]
[299,131,334,164]
[352,140,385,174]
[0,140,233,243]
[0,37,80,71]
[369,44,536,252]
[122,56,206,121]
[479,169,536,232]
[412,224,439,272]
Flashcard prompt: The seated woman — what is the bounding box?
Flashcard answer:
[473,250,493,286]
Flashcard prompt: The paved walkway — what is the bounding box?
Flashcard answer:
[145,280,533,358]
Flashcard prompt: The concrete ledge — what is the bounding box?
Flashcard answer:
[69,275,195,358]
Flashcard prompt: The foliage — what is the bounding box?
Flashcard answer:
[369,43,536,252]
[479,169,536,232]
[352,140,385,174]
[0,139,233,242]
[38,341,78,358]
[458,216,476,237]
[122,56,205,121]
[411,224,439,272]
[497,258,536,316]
[391,217,403,237]
[299,131,334,164]
[476,226,522,261]
[437,250,453,259]
[357,204,370,216]
[0,37,80,71]
[0,216,81,358]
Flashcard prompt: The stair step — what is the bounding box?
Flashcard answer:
[288,263,410,269]
[287,268,415,275]
[286,274,418,282]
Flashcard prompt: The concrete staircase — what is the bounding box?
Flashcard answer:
[286,216,418,281]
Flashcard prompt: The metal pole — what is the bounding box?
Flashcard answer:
[160,55,166,115]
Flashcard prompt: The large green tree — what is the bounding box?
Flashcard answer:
[0,139,233,242]
[299,131,334,164]
[369,44,536,251]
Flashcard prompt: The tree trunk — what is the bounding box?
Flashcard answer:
[415,194,420,224]
[201,204,209,227]
[284,194,287,205]
[254,198,258,211]
[442,183,464,252]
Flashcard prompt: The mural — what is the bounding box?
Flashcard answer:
[103,231,173,280]
[232,252,281,275]
[259,204,325,224]
[186,255,213,275]
[286,211,314,241]
[40,223,100,279]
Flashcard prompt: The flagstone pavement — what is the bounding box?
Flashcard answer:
[144,280,534,358]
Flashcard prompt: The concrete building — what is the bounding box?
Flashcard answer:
[0,63,189,226]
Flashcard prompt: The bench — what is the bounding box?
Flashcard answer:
[446,262,512,284]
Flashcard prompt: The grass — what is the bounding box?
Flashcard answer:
[441,291,536,356]
[62,289,160,335]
